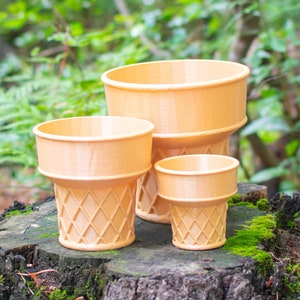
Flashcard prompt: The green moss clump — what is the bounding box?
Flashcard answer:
[228,194,259,208]
[230,201,256,207]
[228,194,241,205]
[37,232,59,239]
[48,288,74,300]
[257,198,270,211]
[4,206,33,218]
[223,214,276,273]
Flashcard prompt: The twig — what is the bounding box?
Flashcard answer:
[270,252,283,263]
[37,45,65,57]
[17,269,58,277]
[16,269,58,292]
[17,272,34,295]
[247,73,287,101]
[274,242,284,250]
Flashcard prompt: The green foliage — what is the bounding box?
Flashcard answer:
[0,69,107,172]
[239,0,300,193]
[224,214,276,273]
[0,0,300,193]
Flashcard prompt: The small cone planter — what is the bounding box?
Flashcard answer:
[101,59,250,224]
[155,154,239,250]
[33,116,154,251]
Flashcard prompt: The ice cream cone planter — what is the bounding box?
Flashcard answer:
[154,154,239,250]
[33,116,154,251]
[101,59,250,223]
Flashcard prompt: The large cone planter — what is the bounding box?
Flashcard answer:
[101,59,250,223]
[33,116,154,251]
[155,154,239,250]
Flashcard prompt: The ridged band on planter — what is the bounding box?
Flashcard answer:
[101,59,250,224]
[169,198,228,250]
[33,116,154,251]
[54,180,137,251]
[154,154,239,250]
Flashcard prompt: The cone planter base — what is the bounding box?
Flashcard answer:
[55,181,137,251]
[33,116,154,251]
[155,154,239,250]
[169,198,228,250]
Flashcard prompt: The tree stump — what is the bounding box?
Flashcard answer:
[0,183,270,299]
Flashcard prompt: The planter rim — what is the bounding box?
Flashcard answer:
[152,117,247,140]
[158,189,237,204]
[33,115,154,142]
[101,59,250,90]
[154,154,239,176]
[38,165,152,182]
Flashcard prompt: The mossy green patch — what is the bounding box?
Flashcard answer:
[228,201,256,208]
[223,214,276,273]
[37,232,59,239]
[256,198,270,211]
[48,288,74,300]
[228,194,241,205]
[4,206,34,218]
[228,194,256,208]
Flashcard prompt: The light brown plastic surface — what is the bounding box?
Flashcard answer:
[102,59,249,224]
[154,154,239,250]
[33,116,154,251]
[101,59,250,134]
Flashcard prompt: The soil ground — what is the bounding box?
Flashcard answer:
[0,167,52,213]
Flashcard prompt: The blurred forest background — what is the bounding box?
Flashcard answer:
[0,0,299,210]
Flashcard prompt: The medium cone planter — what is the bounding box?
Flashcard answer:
[155,154,239,250]
[33,116,154,251]
[101,59,250,224]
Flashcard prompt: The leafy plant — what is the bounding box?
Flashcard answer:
[0,0,300,195]
[239,0,300,194]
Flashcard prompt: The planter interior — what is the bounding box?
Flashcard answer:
[33,116,154,251]
[155,154,239,250]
